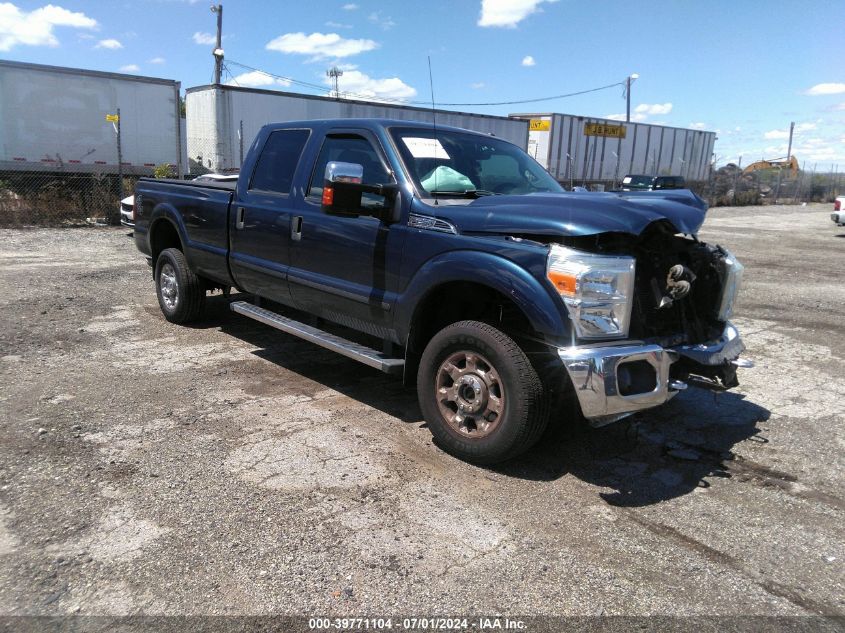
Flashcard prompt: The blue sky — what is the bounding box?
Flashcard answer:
[1,0,844,169]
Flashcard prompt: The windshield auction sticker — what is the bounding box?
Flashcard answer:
[402,137,450,159]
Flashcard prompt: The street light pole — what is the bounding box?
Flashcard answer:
[211,4,223,85]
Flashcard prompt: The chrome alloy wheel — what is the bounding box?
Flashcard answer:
[159,262,179,311]
[435,351,505,438]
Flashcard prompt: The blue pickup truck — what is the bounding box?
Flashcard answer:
[133,118,749,464]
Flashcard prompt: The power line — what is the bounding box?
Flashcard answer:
[433,82,626,107]
[224,59,627,108]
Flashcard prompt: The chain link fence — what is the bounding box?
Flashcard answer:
[701,165,842,207]
[0,171,148,227]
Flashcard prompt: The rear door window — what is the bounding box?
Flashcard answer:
[249,129,310,195]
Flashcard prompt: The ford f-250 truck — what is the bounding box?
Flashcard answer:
[133,118,750,464]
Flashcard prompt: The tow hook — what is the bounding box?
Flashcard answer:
[731,358,754,368]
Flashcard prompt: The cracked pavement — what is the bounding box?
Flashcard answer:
[0,203,842,617]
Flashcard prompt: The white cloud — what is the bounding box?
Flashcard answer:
[325,21,351,29]
[478,0,555,27]
[119,64,140,72]
[689,122,706,130]
[521,55,535,67]
[226,70,291,89]
[804,82,845,96]
[327,69,416,102]
[266,32,378,60]
[149,56,165,64]
[95,38,123,49]
[367,11,396,30]
[0,3,97,51]
[192,31,216,45]
[470,81,485,89]
[342,3,358,9]
[635,102,672,116]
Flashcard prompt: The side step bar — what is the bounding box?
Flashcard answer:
[230,300,405,375]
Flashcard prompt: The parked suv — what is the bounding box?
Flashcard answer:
[621,174,686,191]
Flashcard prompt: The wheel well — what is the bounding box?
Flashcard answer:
[149,219,182,264]
[407,281,535,359]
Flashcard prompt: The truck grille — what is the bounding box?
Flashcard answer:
[628,239,726,346]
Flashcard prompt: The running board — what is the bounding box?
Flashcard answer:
[230,301,404,375]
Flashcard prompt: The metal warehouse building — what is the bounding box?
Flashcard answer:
[510,113,716,186]
[186,85,529,174]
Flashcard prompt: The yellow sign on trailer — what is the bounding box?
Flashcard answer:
[584,123,626,138]
[529,119,551,131]
[105,114,119,122]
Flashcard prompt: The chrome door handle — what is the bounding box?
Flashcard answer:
[291,215,303,241]
[235,207,245,230]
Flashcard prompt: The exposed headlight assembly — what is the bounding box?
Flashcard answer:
[717,250,744,321]
[546,245,636,340]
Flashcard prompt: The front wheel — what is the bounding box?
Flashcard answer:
[154,248,205,323]
[417,320,549,464]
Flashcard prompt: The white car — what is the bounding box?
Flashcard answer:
[833,196,845,226]
[120,173,238,228]
[119,194,134,227]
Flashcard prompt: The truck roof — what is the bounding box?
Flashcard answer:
[263,118,505,140]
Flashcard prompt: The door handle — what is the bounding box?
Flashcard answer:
[235,207,245,230]
[291,215,303,241]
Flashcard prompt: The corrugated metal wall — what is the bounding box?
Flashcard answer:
[187,86,529,173]
[514,113,715,184]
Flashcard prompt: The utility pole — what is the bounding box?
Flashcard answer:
[786,121,795,161]
[624,73,638,123]
[327,66,343,99]
[211,4,223,85]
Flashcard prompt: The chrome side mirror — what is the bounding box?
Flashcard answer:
[325,161,363,184]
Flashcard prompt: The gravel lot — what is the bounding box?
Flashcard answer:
[0,203,843,621]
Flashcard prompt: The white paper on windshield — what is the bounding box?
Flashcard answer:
[622,176,632,184]
[403,137,450,159]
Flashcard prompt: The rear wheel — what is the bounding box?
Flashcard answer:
[154,248,205,323]
[417,320,549,464]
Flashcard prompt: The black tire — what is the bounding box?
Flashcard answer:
[154,248,205,323]
[417,320,549,465]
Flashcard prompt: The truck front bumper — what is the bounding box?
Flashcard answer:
[558,322,747,425]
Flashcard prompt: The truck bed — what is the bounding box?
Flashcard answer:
[137,177,238,191]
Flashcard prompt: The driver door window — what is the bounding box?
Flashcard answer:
[308,135,392,210]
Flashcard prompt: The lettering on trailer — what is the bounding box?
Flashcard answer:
[584,123,626,138]
[528,119,551,131]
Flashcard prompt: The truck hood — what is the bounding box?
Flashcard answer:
[434,190,707,238]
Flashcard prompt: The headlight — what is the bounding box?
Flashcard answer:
[717,250,744,321]
[546,244,636,339]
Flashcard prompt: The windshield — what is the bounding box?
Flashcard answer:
[390,127,563,198]
[622,175,653,188]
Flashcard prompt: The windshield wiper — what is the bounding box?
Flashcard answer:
[427,189,500,198]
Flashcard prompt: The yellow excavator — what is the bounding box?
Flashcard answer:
[743,155,799,175]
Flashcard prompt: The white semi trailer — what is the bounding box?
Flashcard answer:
[0,60,184,176]
[511,112,716,186]
[185,84,529,174]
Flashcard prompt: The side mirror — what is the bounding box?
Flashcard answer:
[321,161,399,220]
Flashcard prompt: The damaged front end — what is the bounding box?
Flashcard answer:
[552,222,751,425]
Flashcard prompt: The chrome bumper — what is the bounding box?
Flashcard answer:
[559,323,746,424]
